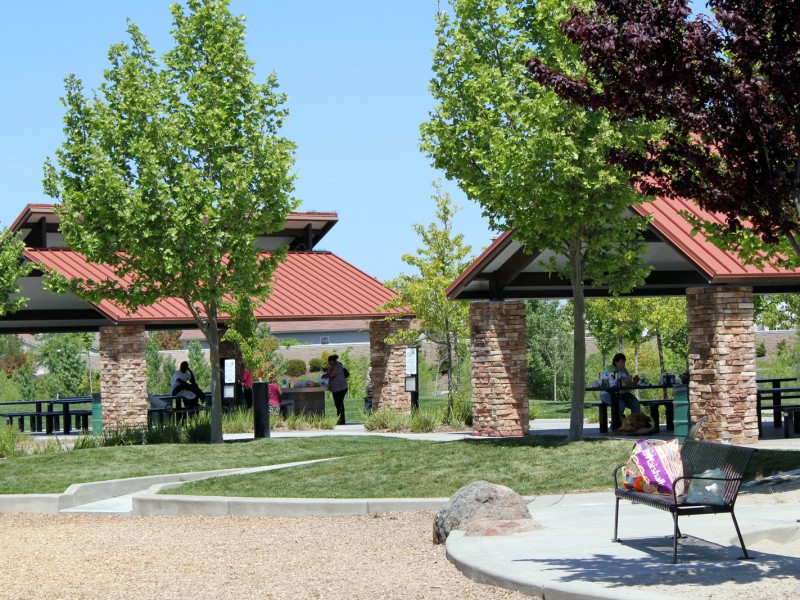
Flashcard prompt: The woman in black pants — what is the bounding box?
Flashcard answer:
[325,355,348,425]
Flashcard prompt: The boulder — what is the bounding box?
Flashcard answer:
[433,480,533,544]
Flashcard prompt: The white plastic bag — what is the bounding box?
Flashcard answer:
[686,468,727,505]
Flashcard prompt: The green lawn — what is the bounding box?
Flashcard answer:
[2,434,797,499]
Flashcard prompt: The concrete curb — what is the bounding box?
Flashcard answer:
[0,459,337,514]
[133,482,450,517]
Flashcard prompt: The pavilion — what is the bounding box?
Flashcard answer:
[2,204,415,429]
[449,195,800,444]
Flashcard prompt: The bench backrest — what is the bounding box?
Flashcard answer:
[680,440,755,505]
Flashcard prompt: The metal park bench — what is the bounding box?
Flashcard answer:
[612,439,755,563]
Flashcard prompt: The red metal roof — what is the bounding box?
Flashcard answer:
[448,196,800,299]
[632,195,797,282]
[25,248,402,325]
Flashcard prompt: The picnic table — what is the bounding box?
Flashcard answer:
[585,383,673,432]
[755,383,800,438]
[1,397,92,434]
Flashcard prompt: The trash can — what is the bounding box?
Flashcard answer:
[672,384,689,441]
[91,392,102,435]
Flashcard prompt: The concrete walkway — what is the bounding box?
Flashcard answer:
[4,419,800,599]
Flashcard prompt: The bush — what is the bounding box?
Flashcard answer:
[410,409,439,433]
[182,411,211,443]
[286,359,306,377]
[756,340,767,358]
[0,424,22,458]
[309,358,322,372]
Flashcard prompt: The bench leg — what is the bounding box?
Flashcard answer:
[731,511,751,560]
[17,416,25,432]
[672,513,680,564]
[612,496,621,542]
[784,411,794,438]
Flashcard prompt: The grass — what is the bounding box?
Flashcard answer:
[2,433,797,499]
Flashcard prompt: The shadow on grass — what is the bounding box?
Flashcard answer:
[462,434,627,449]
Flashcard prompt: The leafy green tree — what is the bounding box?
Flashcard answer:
[35,333,91,397]
[187,339,210,391]
[42,0,297,442]
[145,336,176,395]
[151,330,183,351]
[222,300,286,380]
[0,372,21,402]
[0,228,33,317]
[526,300,573,402]
[587,297,687,382]
[754,295,800,331]
[422,0,659,440]
[0,335,31,378]
[380,181,474,417]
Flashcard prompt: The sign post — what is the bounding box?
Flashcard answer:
[405,347,419,410]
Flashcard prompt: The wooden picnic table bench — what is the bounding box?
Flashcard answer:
[755,386,800,437]
[613,439,755,563]
[586,383,673,433]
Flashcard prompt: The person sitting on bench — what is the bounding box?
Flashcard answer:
[601,353,641,416]
[170,361,206,409]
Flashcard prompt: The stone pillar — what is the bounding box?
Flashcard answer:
[470,301,528,437]
[369,319,414,412]
[99,325,148,430]
[686,286,758,444]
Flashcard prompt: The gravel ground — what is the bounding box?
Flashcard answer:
[0,511,532,600]
[1,479,797,600]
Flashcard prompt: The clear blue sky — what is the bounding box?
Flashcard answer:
[0,0,492,283]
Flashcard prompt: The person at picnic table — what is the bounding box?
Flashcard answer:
[170,361,206,410]
[600,353,641,416]
[267,374,281,411]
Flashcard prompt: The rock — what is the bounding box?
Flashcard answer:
[433,480,533,544]
[463,517,541,537]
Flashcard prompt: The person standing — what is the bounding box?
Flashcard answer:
[267,374,282,412]
[240,368,254,409]
[325,354,348,425]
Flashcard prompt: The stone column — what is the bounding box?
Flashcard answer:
[686,286,758,444]
[99,325,148,430]
[369,319,414,412]
[470,301,528,437]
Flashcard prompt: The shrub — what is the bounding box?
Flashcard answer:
[223,407,253,434]
[309,358,322,372]
[0,424,22,458]
[363,408,406,432]
[285,359,306,377]
[145,422,182,444]
[410,409,439,433]
[182,411,211,443]
[756,340,767,358]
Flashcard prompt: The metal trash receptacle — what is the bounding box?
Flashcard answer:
[672,384,689,441]
[91,392,102,435]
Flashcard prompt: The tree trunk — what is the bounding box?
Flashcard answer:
[206,304,223,444]
[568,240,586,442]
[656,331,667,400]
[446,329,454,418]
